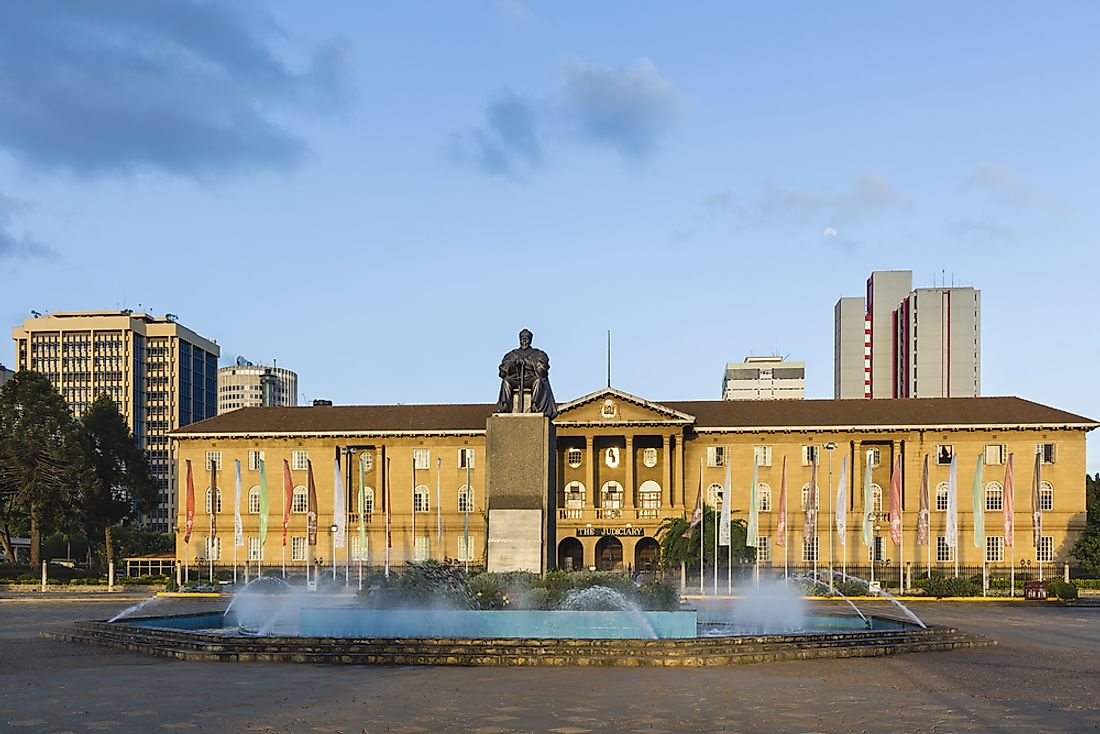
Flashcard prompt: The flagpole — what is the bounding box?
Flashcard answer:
[412,458,417,566]
[713,485,718,596]
[436,457,442,560]
[812,454,819,584]
[726,447,732,595]
[783,456,788,583]
[465,461,471,573]
[384,457,391,579]
[699,458,704,595]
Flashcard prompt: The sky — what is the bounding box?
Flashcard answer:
[1,2,1098,471]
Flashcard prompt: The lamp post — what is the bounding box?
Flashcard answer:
[330,523,338,581]
[824,442,837,592]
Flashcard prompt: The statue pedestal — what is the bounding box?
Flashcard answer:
[485,413,556,573]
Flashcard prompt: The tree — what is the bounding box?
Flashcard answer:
[1071,473,1100,576]
[657,506,754,569]
[79,395,156,569]
[0,371,86,565]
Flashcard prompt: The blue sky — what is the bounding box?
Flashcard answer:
[1,2,1098,470]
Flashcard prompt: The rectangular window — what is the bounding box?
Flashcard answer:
[248,488,261,514]
[205,451,222,471]
[248,450,265,471]
[801,536,819,562]
[755,535,770,562]
[985,536,1004,563]
[205,535,221,561]
[866,447,882,467]
[1038,535,1054,562]
[248,536,264,561]
[868,536,885,562]
[413,535,430,562]
[292,450,309,471]
[753,446,772,467]
[936,536,955,563]
[706,446,726,468]
[457,534,477,562]
[984,444,1006,466]
[291,536,306,562]
[350,534,368,561]
[413,449,430,470]
[458,448,475,469]
[566,448,582,468]
[1037,443,1056,465]
[801,445,819,466]
[935,444,954,465]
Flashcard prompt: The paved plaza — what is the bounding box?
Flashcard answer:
[1,596,1098,733]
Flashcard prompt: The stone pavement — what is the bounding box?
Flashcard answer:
[1,597,1097,733]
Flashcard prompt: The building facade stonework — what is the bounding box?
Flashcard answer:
[171,389,1095,574]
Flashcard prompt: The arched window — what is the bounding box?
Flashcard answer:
[936,482,949,512]
[801,483,820,511]
[563,481,586,509]
[601,481,624,510]
[707,482,724,507]
[870,484,883,514]
[292,485,308,513]
[1040,481,1054,511]
[458,484,474,513]
[413,484,430,513]
[985,481,1003,512]
[638,480,661,509]
[205,487,221,513]
[360,487,375,515]
[248,486,261,514]
[757,483,772,512]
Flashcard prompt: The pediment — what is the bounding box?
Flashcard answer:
[554,388,695,425]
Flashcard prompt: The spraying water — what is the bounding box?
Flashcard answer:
[789,573,870,628]
[826,570,927,629]
[724,579,808,634]
[558,587,658,639]
[107,594,161,623]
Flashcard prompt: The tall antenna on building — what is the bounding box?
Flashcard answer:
[606,330,612,388]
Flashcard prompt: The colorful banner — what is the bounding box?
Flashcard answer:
[358,454,368,559]
[775,456,787,547]
[333,448,345,548]
[945,454,958,548]
[889,455,902,546]
[803,454,817,544]
[1031,452,1042,549]
[184,459,195,543]
[1003,453,1015,548]
[718,453,731,547]
[745,457,759,547]
[209,462,217,538]
[861,451,874,547]
[835,456,848,546]
[683,464,703,539]
[282,459,293,547]
[306,460,318,546]
[233,460,244,548]
[385,457,392,550]
[258,459,269,547]
[916,454,930,546]
[972,453,986,548]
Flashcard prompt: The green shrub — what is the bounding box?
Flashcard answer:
[636,579,680,610]
[1073,578,1100,590]
[1048,580,1078,600]
[921,574,981,597]
[164,578,179,592]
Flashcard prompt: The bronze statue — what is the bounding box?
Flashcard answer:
[496,329,557,417]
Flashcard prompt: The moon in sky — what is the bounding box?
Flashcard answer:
[823,227,838,238]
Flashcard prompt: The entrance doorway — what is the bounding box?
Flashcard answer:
[558,537,584,571]
[634,537,660,573]
[595,536,623,572]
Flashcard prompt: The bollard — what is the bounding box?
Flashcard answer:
[982,563,988,597]
[41,560,47,592]
[108,561,115,591]
[175,561,182,587]
[1064,563,1069,583]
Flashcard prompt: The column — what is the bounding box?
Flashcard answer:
[674,433,685,508]
[624,435,635,512]
[585,437,596,512]
[663,435,673,508]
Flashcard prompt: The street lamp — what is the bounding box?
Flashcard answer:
[330,523,338,581]
[824,442,837,591]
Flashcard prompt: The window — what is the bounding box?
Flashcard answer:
[563,481,586,509]
[986,536,1004,563]
[205,535,221,561]
[350,534,368,562]
[753,446,772,467]
[936,482,949,512]
[756,536,771,562]
[802,536,819,563]
[1037,535,1054,562]
[248,486,261,514]
[868,536,885,562]
[457,534,477,562]
[292,486,308,513]
[291,536,306,562]
[360,453,374,473]
[706,446,726,468]
[567,448,582,468]
[642,448,658,468]
[936,445,954,465]
[414,535,430,562]
[985,482,1003,512]
[205,487,222,513]
[638,482,661,510]
[706,482,724,507]
[413,449,430,470]
[757,483,772,512]
[458,484,474,513]
[801,484,819,511]
[248,450,265,471]
[870,484,883,514]
[1040,481,1053,511]
[605,447,620,468]
[866,447,882,467]
[413,485,430,512]
[801,445,819,466]
[292,450,309,471]
[458,448,475,469]
[601,481,623,514]
[360,487,375,515]
[1037,443,1056,465]
[205,451,222,471]
[936,536,955,563]
[985,444,1006,466]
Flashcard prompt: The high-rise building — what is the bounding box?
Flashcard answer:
[0,362,13,388]
[835,271,980,399]
[12,311,219,530]
[217,358,298,413]
[722,356,804,400]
